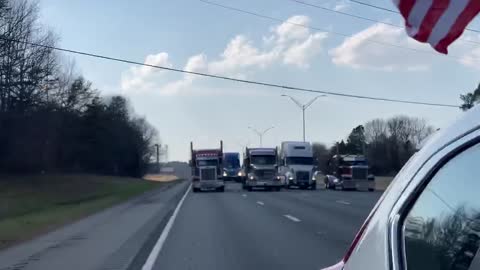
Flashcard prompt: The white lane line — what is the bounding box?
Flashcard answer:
[142,184,191,270]
[242,194,247,198]
[283,214,301,222]
[256,201,264,206]
[336,200,351,205]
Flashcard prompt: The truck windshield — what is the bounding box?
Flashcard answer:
[251,155,276,165]
[197,159,218,166]
[224,155,240,168]
[286,157,313,165]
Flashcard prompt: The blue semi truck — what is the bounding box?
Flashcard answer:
[222,152,242,182]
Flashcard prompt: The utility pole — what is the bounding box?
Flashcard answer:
[248,126,274,147]
[282,94,326,142]
[154,143,160,173]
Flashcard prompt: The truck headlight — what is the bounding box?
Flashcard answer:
[288,176,294,180]
[249,175,255,180]
[238,172,243,177]
[223,171,227,177]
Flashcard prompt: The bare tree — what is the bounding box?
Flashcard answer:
[364,118,387,144]
[0,0,58,113]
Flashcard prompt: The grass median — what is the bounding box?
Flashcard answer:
[0,174,169,250]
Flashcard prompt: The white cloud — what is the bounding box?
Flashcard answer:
[333,0,350,11]
[283,32,328,68]
[274,15,311,44]
[121,15,328,95]
[460,48,480,69]
[330,24,431,71]
[456,34,480,69]
[121,52,172,92]
[208,35,280,75]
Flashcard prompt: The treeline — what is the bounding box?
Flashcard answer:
[313,115,434,175]
[0,0,158,177]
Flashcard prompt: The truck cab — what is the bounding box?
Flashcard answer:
[190,141,225,192]
[243,148,282,191]
[222,152,241,182]
[325,154,375,191]
[279,141,316,190]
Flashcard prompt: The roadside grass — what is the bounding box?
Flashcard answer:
[0,174,169,250]
[375,176,395,190]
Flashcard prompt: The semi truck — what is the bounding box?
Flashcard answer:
[324,154,375,191]
[243,147,282,191]
[222,152,242,182]
[278,141,316,190]
[190,141,225,192]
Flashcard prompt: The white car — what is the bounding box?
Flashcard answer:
[322,105,480,270]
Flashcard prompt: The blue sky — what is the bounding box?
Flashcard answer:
[39,0,480,161]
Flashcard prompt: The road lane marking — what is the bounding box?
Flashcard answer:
[256,201,264,206]
[142,184,191,270]
[283,214,301,222]
[336,200,351,205]
[242,194,247,197]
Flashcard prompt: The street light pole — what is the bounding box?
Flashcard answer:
[248,126,274,147]
[281,94,326,142]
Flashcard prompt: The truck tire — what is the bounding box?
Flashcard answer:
[193,187,200,193]
[247,186,252,192]
[368,188,375,192]
[311,183,317,190]
[218,186,225,192]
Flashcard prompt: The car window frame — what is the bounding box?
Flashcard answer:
[387,128,480,270]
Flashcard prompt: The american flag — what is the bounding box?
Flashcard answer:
[394,0,480,54]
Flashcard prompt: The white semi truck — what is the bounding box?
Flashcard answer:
[278,141,316,190]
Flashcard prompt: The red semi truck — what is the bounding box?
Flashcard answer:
[190,141,225,192]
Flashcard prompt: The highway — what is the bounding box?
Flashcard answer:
[0,181,382,270]
[148,183,381,270]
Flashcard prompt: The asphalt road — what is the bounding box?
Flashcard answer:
[152,183,382,270]
[0,181,382,270]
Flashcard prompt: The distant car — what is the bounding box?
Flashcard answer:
[321,106,480,270]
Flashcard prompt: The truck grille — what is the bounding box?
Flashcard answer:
[296,171,310,182]
[255,169,275,180]
[352,167,368,180]
[200,168,216,180]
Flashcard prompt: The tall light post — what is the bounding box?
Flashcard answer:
[248,126,274,147]
[281,94,326,142]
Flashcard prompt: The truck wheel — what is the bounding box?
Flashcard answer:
[368,188,375,192]
[247,186,252,192]
[193,187,200,193]
[311,184,317,190]
[218,186,225,192]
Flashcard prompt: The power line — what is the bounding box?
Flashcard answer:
[290,0,400,28]
[290,0,480,46]
[348,0,398,13]
[0,36,458,109]
[348,0,480,33]
[198,0,459,60]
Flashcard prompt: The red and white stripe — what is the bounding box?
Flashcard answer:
[394,0,480,54]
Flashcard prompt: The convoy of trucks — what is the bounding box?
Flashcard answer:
[190,141,375,192]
